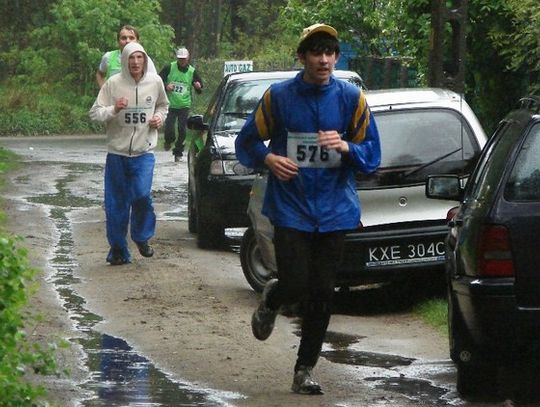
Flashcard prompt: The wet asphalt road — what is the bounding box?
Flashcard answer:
[0,135,534,406]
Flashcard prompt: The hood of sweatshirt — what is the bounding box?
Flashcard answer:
[121,42,148,83]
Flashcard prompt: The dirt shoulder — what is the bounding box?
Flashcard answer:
[67,204,448,406]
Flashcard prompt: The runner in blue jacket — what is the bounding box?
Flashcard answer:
[236,23,381,395]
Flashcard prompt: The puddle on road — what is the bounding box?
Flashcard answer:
[322,349,415,369]
[365,376,449,405]
[293,315,453,404]
[38,174,242,405]
[27,164,100,208]
[320,337,452,404]
[80,334,230,406]
[324,330,365,349]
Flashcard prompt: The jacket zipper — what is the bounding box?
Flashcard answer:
[128,85,138,156]
[314,87,320,231]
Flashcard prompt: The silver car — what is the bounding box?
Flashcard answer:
[240,88,488,292]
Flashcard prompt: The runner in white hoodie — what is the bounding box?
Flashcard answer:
[90,41,169,265]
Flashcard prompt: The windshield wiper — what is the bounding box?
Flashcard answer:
[213,130,238,137]
[403,147,462,178]
[224,112,250,118]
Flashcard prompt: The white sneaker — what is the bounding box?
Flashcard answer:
[291,366,323,395]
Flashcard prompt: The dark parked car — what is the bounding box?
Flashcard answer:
[426,96,540,396]
[240,88,488,292]
[187,70,364,249]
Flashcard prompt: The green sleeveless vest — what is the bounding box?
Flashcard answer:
[167,63,195,108]
[106,49,122,79]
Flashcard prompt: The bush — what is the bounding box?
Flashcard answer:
[0,148,61,406]
[0,81,102,136]
[0,236,61,405]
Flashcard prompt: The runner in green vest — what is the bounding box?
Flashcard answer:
[96,25,157,89]
[159,47,203,161]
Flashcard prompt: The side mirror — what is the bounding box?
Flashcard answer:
[426,175,463,201]
[187,115,209,131]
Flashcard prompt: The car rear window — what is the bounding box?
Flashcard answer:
[505,123,540,201]
[357,108,479,188]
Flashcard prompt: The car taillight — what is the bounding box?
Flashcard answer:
[478,225,514,277]
[447,206,460,222]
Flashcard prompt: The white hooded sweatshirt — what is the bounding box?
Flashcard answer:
[90,42,169,157]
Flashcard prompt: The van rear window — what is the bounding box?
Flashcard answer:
[357,108,479,188]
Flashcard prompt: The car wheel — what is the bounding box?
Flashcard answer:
[196,209,225,250]
[188,181,197,233]
[240,227,274,292]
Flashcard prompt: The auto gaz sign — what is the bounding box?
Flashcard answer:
[223,60,253,76]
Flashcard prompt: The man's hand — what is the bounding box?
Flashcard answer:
[114,97,128,113]
[193,81,202,91]
[264,153,298,181]
[318,130,349,153]
[149,115,162,129]
[166,83,174,92]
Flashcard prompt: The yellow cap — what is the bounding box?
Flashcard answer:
[299,23,338,44]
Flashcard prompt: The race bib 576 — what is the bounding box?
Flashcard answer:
[287,132,342,168]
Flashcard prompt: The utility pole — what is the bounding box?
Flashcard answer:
[429,0,468,94]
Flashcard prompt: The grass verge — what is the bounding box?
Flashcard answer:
[413,297,448,336]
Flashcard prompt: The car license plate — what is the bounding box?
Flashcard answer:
[365,240,445,267]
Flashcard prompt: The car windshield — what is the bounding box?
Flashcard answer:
[357,108,479,187]
[215,79,278,132]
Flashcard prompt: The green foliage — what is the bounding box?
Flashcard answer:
[280,0,412,56]
[0,148,17,175]
[2,0,175,97]
[0,150,62,405]
[0,81,102,136]
[279,0,535,133]
[188,59,223,115]
[413,298,448,336]
[0,148,18,198]
[0,0,176,135]
[0,0,56,55]
[490,0,540,94]
[0,235,60,405]
[228,0,289,58]
[465,0,529,133]
[279,0,430,85]
[0,0,537,136]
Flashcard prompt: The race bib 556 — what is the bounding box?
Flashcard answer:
[119,106,153,127]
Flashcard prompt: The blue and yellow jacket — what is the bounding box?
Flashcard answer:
[235,71,381,232]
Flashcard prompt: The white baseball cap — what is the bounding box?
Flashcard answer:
[176,47,189,59]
